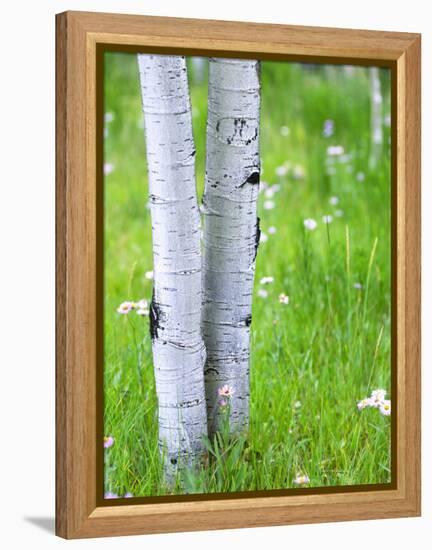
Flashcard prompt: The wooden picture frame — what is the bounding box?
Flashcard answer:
[55,10,421,539]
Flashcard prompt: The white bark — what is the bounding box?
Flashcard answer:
[202,58,261,438]
[369,66,383,169]
[137,54,207,482]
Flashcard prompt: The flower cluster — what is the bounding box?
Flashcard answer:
[117,299,149,316]
[303,194,344,232]
[257,181,282,243]
[357,389,391,416]
[271,162,305,181]
[325,137,354,178]
[256,274,289,307]
[259,181,281,213]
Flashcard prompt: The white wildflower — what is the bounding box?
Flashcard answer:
[268,226,277,234]
[218,384,235,397]
[292,165,305,180]
[293,473,310,486]
[280,126,290,136]
[260,232,268,243]
[275,165,288,177]
[370,388,387,406]
[327,145,344,156]
[263,200,275,210]
[279,293,289,305]
[371,388,386,399]
[117,301,135,315]
[339,153,352,164]
[322,215,333,224]
[145,271,154,280]
[357,398,373,411]
[260,276,274,285]
[104,163,115,175]
[304,218,317,231]
[379,400,391,416]
[257,288,268,298]
[329,196,339,205]
[265,188,275,199]
[259,180,269,194]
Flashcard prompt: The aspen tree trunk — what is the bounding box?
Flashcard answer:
[202,58,261,439]
[138,54,207,483]
[369,66,383,170]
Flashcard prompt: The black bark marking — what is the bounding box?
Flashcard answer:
[204,367,219,376]
[244,314,252,327]
[149,288,163,340]
[244,127,258,146]
[254,216,261,262]
[218,117,258,146]
[226,118,244,145]
[240,170,260,188]
[256,60,261,80]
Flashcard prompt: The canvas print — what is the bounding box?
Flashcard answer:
[102,53,391,499]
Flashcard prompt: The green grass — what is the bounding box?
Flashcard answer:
[103,54,392,497]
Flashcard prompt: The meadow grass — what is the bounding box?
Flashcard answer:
[103,54,391,497]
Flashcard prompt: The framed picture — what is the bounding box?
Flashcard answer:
[55,11,421,538]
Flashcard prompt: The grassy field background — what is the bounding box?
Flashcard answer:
[103,54,392,498]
